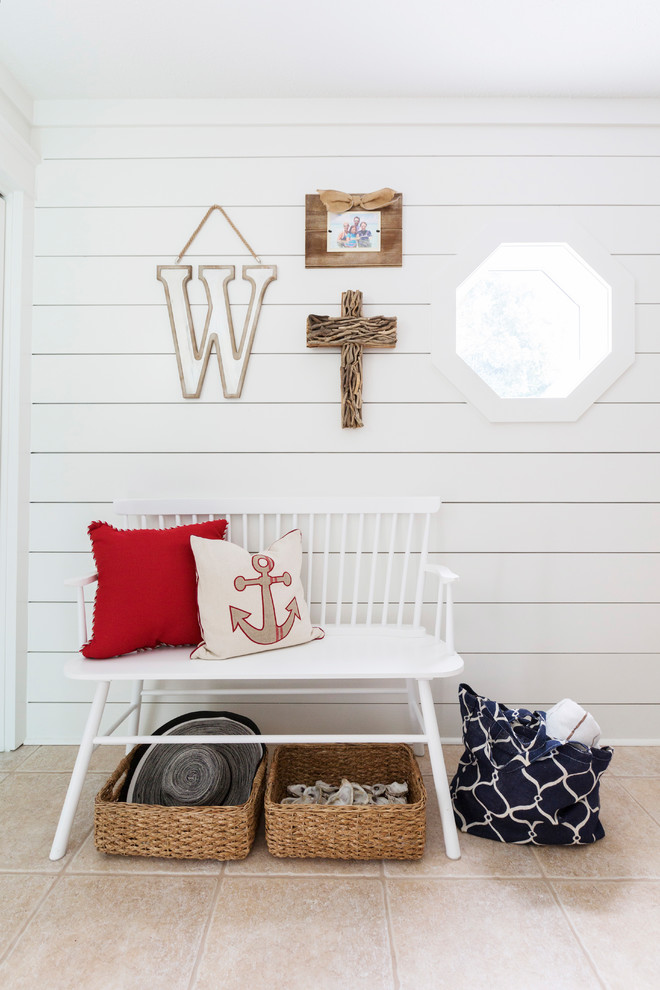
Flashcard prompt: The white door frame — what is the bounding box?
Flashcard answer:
[0,114,38,751]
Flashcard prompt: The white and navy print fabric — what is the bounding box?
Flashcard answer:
[450,684,613,845]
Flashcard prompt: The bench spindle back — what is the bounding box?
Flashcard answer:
[115,498,439,631]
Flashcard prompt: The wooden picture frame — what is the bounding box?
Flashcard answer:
[305,193,402,268]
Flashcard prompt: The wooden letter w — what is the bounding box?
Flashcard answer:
[157,264,277,398]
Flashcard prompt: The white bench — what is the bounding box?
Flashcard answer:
[50,497,464,861]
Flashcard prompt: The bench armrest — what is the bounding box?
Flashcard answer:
[65,573,98,647]
[64,573,98,588]
[424,564,459,584]
[423,563,459,651]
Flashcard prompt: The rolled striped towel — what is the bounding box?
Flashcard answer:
[546,699,601,749]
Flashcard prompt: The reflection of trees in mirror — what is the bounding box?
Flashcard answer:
[457,270,580,399]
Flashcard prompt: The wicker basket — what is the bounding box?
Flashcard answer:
[264,744,426,860]
[94,747,266,860]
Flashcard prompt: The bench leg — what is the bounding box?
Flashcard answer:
[126,680,144,753]
[49,680,110,861]
[417,678,461,860]
[406,679,425,757]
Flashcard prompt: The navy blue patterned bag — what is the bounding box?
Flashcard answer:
[450,683,613,845]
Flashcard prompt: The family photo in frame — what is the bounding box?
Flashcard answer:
[327,211,381,252]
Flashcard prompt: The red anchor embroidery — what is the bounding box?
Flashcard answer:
[230,554,301,645]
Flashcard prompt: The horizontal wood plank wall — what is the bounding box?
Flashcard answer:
[28,108,660,743]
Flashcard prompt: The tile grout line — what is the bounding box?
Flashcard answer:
[0,807,99,966]
[62,865,228,877]
[380,863,402,990]
[186,869,226,990]
[614,778,660,827]
[545,879,610,990]
[0,870,65,970]
[0,745,43,774]
[529,843,660,884]
[59,821,95,876]
[225,868,381,877]
[609,773,660,780]
[530,845,549,878]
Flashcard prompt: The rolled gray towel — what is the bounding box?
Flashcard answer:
[122,711,263,807]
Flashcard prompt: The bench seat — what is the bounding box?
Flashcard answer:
[64,626,463,683]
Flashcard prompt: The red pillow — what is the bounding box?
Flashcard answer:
[81,519,228,659]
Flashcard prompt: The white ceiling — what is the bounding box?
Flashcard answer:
[1,0,660,102]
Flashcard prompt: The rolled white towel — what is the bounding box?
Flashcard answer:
[546,698,601,748]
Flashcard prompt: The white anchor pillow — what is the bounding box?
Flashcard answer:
[190,529,324,661]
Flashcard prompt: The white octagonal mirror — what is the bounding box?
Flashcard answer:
[432,214,635,421]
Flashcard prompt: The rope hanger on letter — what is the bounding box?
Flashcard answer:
[175,204,262,264]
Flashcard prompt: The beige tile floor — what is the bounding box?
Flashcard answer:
[0,744,658,990]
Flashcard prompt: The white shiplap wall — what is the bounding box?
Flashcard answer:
[28,100,660,743]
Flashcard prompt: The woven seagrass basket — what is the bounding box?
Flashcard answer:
[264,743,426,860]
[94,747,266,860]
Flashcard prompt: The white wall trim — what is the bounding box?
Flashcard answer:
[32,96,660,129]
[0,63,34,143]
[0,116,38,197]
[0,63,33,123]
[0,109,37,751]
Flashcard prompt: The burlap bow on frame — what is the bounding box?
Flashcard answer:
[317,187,398,213]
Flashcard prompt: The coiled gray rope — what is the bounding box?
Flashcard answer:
[123,712,263,807]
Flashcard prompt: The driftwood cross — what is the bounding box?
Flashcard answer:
[306,289,397,428]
